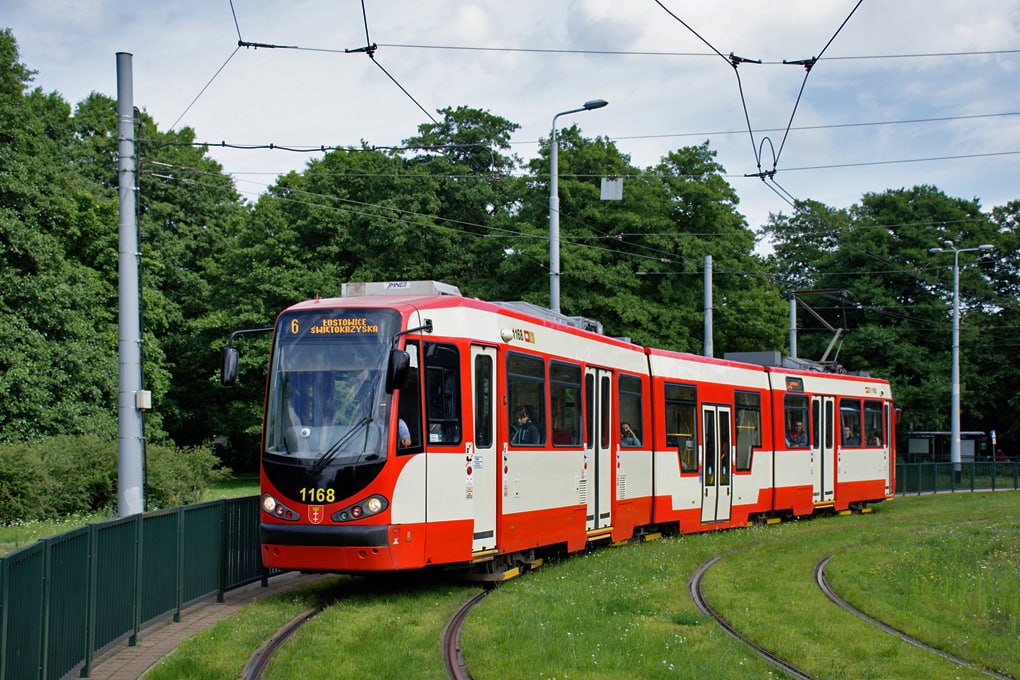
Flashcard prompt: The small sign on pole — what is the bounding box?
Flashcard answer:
[600,176,623,200]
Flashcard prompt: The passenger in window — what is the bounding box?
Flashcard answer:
[842,426,859,446]
[620,422,640,447]
[511,406,539,445]
[867,432,882,447]
[786,421,808,448]
[398,418,412,448]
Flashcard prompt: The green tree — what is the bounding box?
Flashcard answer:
[0,29,118,441]
[764,185,1006,441]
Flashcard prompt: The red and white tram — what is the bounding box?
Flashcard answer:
[224,281,896,573]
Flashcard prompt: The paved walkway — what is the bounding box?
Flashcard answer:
[87,572,323,680]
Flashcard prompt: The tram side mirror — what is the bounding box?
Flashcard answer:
[221,347,239,387]
[386,349,410,393]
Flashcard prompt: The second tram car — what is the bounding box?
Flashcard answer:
[224,281,896,574]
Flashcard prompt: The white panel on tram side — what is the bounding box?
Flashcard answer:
[731,451,774,506]
[838,447,889,484]
[617,448,653,500]
[774,449,814,490]
[769,372,892,400]
[653,450,702,512]
[420,305,649,374]
[501,449,587,515]
[424,452,474,523]
[647,354,771,391]
[391,454,427,524]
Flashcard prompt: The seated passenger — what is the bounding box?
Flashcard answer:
[841,426,859,446]
[620,421,641,447]
[511,405,539,445]
[786,420,808,448]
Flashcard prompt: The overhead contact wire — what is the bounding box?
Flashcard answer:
[774,0,863,168]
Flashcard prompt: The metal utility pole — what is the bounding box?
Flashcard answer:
[549,99,608,314]
[789,294,797,358]
[704,255,713,357]
[116,52,145,516]
[928,242,995,477]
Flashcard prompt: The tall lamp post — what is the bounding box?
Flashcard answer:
[928,241,994,475]
[549,98,608,314]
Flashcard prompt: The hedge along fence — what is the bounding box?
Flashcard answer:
[0,496,272,680]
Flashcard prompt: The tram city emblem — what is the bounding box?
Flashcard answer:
[308,505,324,525]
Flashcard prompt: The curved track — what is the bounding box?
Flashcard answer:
[815,555,1013,680]
[442,590,489,680]
[688,556,816,680]
[241,605,325,680]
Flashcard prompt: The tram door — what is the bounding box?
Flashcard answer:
[470,346,497,553]
[700,405,733,523]
[584,368,613,533]
[811,396,835,504]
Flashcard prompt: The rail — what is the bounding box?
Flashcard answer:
[0,496,279,680]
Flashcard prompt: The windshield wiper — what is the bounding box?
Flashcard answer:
[311,417,371,474]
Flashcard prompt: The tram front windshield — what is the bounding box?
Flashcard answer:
[264,309,401,473]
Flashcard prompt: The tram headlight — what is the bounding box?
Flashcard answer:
[262,494,277,513]
[365,496,383,514]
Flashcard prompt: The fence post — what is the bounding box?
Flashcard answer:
[40,539,52,680]
[969,463,976,491]
[218,499,228,603]
[130,513,142,646]
[81,523,98,677]
[1,555,7,680]
[174,506,184,623]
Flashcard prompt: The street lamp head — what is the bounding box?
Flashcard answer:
[978,244,995,251]
[583,99,608,110]
[929,247,944,254]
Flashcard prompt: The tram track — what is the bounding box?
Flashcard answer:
[240,604,326,680]
[442,589,489,680]
[688,555,817,680]
[814,554,1014,680]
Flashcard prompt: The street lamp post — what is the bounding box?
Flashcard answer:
[928,241,994,476]
[549,99,608,314]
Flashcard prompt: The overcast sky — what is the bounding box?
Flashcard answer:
[6,1,1020,238]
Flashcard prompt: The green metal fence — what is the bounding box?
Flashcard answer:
[0,496,273,680]
[896,461,1020,495]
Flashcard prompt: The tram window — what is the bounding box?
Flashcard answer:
[474,354,493,449]
[864,400,884,446]
[396,341,423,455]
[704,410,716,486]
[618,374,644,448]
[812,399,820,449]
[600,376,611,449]
[425,343,461,445]
[825,399,834,449]
[665,383,698,473]
[585,374,594,446]
[550,361,582,446]
[507,352,546,446]
[734,391,760,471]
[840,399,862,446]
[784,394,810,448]
[719,410,731,486]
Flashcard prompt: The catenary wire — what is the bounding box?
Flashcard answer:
[170,46,241,131]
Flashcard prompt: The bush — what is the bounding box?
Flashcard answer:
[146,443,231,507]
[0,435,231,523]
